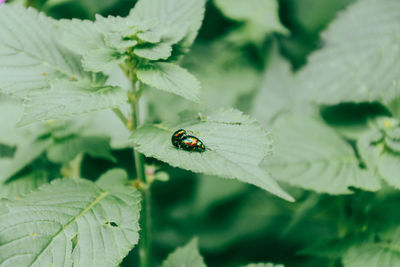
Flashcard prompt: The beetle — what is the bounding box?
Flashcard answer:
[171,129,206,152]
[171,129,187,148]
[179,135,206,152]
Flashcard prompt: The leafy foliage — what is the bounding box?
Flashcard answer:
[59,0,205,101]
[131,109,293,201]
[297,0,400,104]
[263,116,381,194]
[3,0,400,266]
[0,5,125,125]
[137,63,201,102]
[162,238,206,267]
[46,135,115,163]
[214,0,288,44]
[0,178,141,267]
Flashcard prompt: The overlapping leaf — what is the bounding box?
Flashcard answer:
[131,109,293,201]
[0,96,51,183]
[46,135,115,163]
[263,116,381,194]
[357,118,400,189]
[0,172,48,199]
[215,0,288,44]
[343,230,400,267]
[297,0,400,104]
[0,178,141,267]
[162,238,206,267]
[0,5,127,125]
[242,264,284,267]
[137,63,201,103]
[130,0,205,52]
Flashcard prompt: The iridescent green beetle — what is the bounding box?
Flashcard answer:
[171,129,206,152]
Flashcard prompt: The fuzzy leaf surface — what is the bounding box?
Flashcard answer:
[137,62,201,102]
[46,136,115,163]
[0,97,51,183]
[263,116,381,194]
[242,264,284,267]
[0,5,126,125]
[162,238,206,267]
[19,80,126,126]
[0,178,141,267]
[215,0,288,35]
[297,0,400,104]
[131,109,293,201]
[130,0,205,49]
[0,172,48,199]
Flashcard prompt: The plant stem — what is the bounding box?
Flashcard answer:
[112,108,129,126]
[139,187,152,267]
[130,80,152,267]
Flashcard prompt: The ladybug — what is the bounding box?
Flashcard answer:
[171,129,206,152]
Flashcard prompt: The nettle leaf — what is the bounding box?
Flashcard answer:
[137,62,201,102]
[46,136,116,164]
[0,139,50,183]
[19,79,126,126]
[214,0,288,41]
[251,43,315,127]
[162,238,206,267]
[59,17,129,73]
[343,231,400,267]
[133,43,172,61]
[242,264,284,267]
[0,5,127,125]
[377,152,400,188]
[96,169,129,190]
[0,178,141,267]
[130,0,206,51]
[357,119,400,189]
[262,116,381,194]
[297,0,400,105]
[131,109,294,201]
[0,172,48,199]
[0,97,51,183]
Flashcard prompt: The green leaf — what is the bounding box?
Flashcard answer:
[214,0,288,36]
[96,169,129,189]
[262,116,381,194]
[162,238,206,267]
[0,178,141,267]
[82,49,126,73]
[194,175,248,214]
[343,231,400,267]
[0,172,48,199]
[0,96,51,183]
[134,43,172,60]
[18,79,127,126]
[0,140,50,183]
[82,108,132,149]
[0,5,83,97]
[46,136,116,163]
[252,43,311,126]
[58,18,105,55]
[130,0,206,50]
[137,62,201,102]
[377,152,400,189]
[131,109,294,201]
[0,5,127,125]
[242,264,284,267]
[297,0,400,105]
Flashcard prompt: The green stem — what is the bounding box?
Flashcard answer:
[139,187,152,267]
[112,108,129,127]
[130,80,152,267]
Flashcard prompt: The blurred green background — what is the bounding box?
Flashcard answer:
[7,0,391,266]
